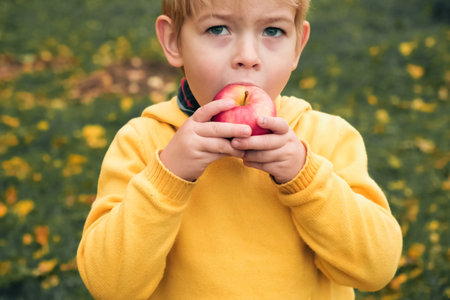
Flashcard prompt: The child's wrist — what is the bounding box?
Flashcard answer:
[275,142,321,193]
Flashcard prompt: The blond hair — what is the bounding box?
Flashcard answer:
[162,0,310,40]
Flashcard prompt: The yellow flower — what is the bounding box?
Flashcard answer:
[60,257,78,271]
[42,275,60,289]
[430,232,439,243]
[376,109,390,124]
[388,155,402,169]
[0,203,7,218]
[367,94,378,105]
[445,288,450,299]
[425,36,436,48]
[443,177,450,191]
[369,46,381,56]
[409,268,423,279]
[427,221,440,231]
[415,136,436,153]
[2,157,31,180]
[439,86,448,101]
[37,120,49,131]
[82,125,107,148]
[0,132,19,154]
[299,77,317,90]
[407,64,424,79]
[408,243,426,259]
[399,41,418,56]
[0,261,11,276]
[50,98,67,110]
[388,180,406,191]
[63,154,88,177]
[34,259,58,276]
[5,186,17,204]
[23,233,33,245]
[58,44,73,58]
[40,50,53,62]
[121,97,133,112]
[411,98,436,113]
[33,245,49,260]
[1,115,20,128]
[397,255,407,267]
[13,199,35,217]
[33,173,42,182]
[78,194,96,205]
[16,91,35,109]
[390,273,407,290]
[407,202,419,222]
[35,225,49,246]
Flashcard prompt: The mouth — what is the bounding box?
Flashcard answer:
[226,81,258,88]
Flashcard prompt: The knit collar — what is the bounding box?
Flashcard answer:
[177,78,200,116]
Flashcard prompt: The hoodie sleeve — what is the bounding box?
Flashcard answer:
[277,112,402,292]
[77,119,195,299]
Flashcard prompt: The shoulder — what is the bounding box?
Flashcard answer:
[110,107,176,161]
[280,96,365,156]
[278,95,356,134]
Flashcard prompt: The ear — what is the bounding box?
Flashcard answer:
[291,21,311,70]
[155,15,184,68]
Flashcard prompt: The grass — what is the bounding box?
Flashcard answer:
[0,0,448,299]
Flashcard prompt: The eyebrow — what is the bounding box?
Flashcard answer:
[196,13,236,23]
[258,16,295,26]
[196,13,294,26]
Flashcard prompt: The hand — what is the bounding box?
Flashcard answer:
[160,99,252,181]
[231,116,306,184]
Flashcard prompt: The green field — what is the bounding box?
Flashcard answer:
[0,0,448,299]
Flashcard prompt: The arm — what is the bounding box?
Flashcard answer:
[232,115,402,291]
[77,99,252,299]
[77,122,194,299]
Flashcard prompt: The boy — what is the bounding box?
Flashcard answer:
[77,0,403,299]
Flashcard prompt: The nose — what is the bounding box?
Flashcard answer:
[232,35,261,70]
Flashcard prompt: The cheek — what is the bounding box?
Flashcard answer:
[263,57,296,99]
[181,44,226,105]
[184,62,222,105]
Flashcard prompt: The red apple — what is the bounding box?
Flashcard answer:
[211,84,276,135]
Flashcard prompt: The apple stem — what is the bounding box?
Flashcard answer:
[244,90,249,105]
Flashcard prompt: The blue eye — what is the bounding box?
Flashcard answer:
[263,27,284,37]
[207,25,229,35]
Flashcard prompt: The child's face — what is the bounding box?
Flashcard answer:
[166,0,309,106]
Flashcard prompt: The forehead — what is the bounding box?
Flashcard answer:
[190,0,299,15]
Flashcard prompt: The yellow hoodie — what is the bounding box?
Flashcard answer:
[77,96,402,299]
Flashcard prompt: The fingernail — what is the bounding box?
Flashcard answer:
[226,99,236,106]
[259,116,266,125]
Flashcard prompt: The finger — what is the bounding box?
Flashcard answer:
[192,99,236,123]
[242,160,277,175]
[257,116,290,135]
[197,122,251,139]
[242,160,291,183]
[231,134,285,151]
[243,149,283,164]
[201,137,246,158]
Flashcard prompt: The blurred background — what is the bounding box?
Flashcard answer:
[0,0,448,299]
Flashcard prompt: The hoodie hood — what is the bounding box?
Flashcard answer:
[141,95,312,130]
[275,95,312,128]
[142,97,188,129]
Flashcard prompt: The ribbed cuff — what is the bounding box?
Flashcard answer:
[277,145,323,195]
[143,149,196,204]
